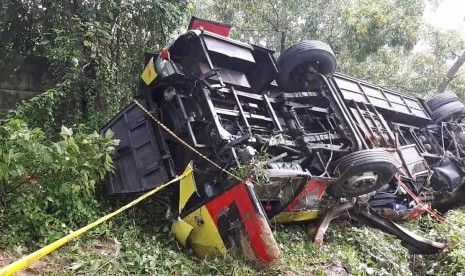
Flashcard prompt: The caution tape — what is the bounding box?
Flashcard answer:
[1,96,246,275]
[133,99,245,183]
[0,168,192,276]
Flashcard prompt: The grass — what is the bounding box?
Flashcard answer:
[2,203,465,275]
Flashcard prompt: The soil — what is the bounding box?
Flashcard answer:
[0,251,57,275]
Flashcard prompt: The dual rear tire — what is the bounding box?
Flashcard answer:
[426,92,464,123]
[276,40,337,92]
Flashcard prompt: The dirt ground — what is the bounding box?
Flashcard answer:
[0,251,57,275]
[0,240,116,275]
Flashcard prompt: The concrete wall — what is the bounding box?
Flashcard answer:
[0,57,47,114]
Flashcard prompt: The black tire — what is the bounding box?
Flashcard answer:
[327,149,398,198]
[432,101,465,123]
[426,92,459,111]
[277,40,337,92]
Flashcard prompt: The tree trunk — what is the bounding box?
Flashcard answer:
[436,50,465,94]
[280,31,286,53]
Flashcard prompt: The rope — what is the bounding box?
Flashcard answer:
[133,99,244,183]
[135,100,462,231]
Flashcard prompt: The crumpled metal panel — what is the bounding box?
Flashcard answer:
[172,163,281,263]
[203,35,255,62]
[431,158,465,194]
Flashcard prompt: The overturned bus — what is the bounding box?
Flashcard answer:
[101,18,465,263]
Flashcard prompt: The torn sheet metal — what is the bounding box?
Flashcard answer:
[172,163,281,263]
[271,180,329,223]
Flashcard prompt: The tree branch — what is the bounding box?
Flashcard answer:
[263,0,279,31]
[436,49,465,94]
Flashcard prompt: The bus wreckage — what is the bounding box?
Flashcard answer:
[101,18,465,263]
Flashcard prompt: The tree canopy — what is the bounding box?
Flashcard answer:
[194,0,465,98]
[1,0,188,130]
[0,0,464,125]
[195,0,424,60]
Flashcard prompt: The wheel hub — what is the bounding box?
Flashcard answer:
[344,172,379,192]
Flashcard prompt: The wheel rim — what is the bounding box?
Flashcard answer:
[328,149,398,198]
[289,62,320,90]
[342,172,379,194]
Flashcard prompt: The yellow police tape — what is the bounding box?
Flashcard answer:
[0,169,192,276]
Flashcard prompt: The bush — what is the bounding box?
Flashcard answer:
[2,89,64,136]
[0,119,118,248]
[409,208,465,274]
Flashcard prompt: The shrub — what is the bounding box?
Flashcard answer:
[0,119,118,248]
[2,89,64,136]
[410,208,465,274]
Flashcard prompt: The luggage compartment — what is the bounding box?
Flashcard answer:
[100,99,169,195]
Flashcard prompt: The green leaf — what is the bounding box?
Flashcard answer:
[83,40,93,47]
[60,126,73,138]
[71,184,81,193]
[43,153,53,163]
[54,143,64,155]
[104,129,114,139]
[59,183,72,194]
[68,137,80,152]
